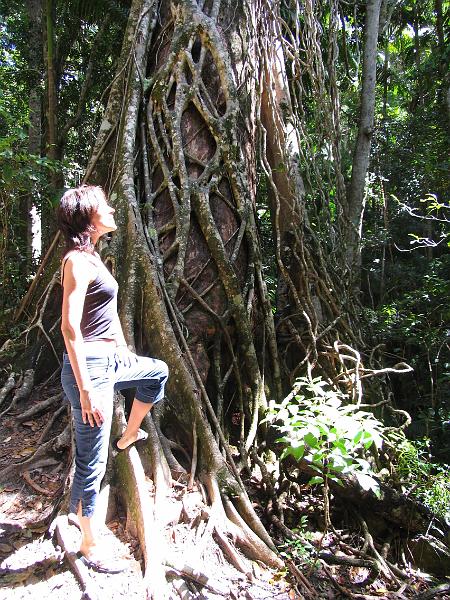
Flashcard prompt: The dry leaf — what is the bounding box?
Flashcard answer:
[3,436,12,443]
[0,543,13,553]
[19,447,35,457]
[349,566,370,584]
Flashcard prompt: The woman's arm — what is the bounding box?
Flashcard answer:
[61,254,103,426]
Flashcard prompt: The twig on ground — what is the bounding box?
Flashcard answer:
[22,471,55,497]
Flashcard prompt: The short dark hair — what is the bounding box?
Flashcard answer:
[57,185,105,254]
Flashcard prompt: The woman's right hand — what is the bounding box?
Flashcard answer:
[80,390,105,427]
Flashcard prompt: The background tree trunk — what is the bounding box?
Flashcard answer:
[346,0,382,279]
[19,0,43,272]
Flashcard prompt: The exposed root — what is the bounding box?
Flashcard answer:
[187,418,197,491]
[164,559,230,596]
[223,495,283,569]
[112,395,168,599]
[37,405,68,444]
[0,423,70,478]
[153,412,187,476]
[0,369,34,417]
[416,583,450,599]
[55,515,96,598]
[141,410,172,504]
[357,515,400,584]
[0,372,16,407]
[285,558,318,599]
[16,392,64,423]
[213,526,252,578]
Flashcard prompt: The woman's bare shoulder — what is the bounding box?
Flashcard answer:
[62,251,98,277]
[63,250,95,265]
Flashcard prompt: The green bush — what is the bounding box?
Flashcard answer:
[395,438,450,520]
[264,377,384,496]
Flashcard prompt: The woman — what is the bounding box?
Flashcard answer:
[58,184,168,573]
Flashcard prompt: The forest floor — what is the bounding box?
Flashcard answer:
[0,381,448,600]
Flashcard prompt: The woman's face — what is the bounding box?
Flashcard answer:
[90,194,117,236]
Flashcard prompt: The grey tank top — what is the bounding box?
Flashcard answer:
[62,255,119,342]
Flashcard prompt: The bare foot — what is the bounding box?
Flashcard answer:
[78,542,128,573]
[115,428,148,450]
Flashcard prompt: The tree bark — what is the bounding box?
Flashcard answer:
[42,0,60,250]
[45,0,58,167]
[346,0,382,278]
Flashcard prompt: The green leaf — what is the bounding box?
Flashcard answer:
[291,444,305,461]
[355,472,379,494]
[308,476,324,485]
[304,432,319,448]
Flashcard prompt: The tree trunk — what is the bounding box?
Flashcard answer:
[258,0,358,381]
[19,0,43,272]
[85,0,283,581]
[346,0,382,279]
[42,0,62,251]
